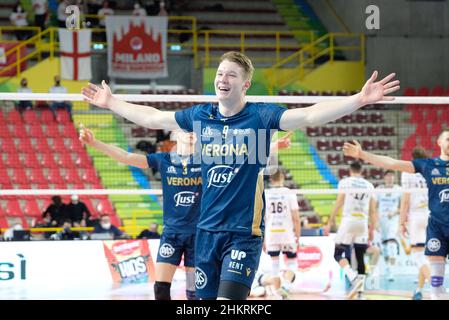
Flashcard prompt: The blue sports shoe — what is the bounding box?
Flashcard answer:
[412,290,423,300]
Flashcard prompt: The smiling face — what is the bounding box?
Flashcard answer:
[214,52,253,105]
[214,60,250,103]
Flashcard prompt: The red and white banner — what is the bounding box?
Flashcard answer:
[106,16,168,79]
[0,43,27,77]
[58,28,92,80]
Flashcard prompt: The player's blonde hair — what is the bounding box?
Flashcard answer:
[220,51,254,81]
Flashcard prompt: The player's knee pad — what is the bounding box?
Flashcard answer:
[267,250,281,257]
[154,281,171,300]
[412,250,427,270]
[430,260,445,289]
[354,244,368,274]
[285,251,297,259]
[185,270,197,300]
[217,280,250,300]
[334,244,350,263]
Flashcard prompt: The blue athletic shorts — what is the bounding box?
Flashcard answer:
[194,229,263,299]
[156,232,195,267]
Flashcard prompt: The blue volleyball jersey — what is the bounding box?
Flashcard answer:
[413,158,449,224]
[175,102,286,236]
[146,152,202,234]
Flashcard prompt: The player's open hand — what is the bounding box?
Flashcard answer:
[81,80,113,109]
[276,131,293,150]
[343,140,363,159]
[359,71,400,105]
[78,123,95,145]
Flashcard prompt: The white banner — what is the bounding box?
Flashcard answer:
[58,28,92,80]
[106,16,168,79]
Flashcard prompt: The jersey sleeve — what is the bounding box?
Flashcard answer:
[258,103,287,130]
[289,193,299,211]
[175,105,200,132]
[337,179,347,190]
[412,158,427,175]
[146,153,162,169]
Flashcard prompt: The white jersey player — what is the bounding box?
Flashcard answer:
[324,161,376,299]
[375,170,401,281]
[264,170,300,296]
[399,148,431,300]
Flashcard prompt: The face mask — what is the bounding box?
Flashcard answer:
[101,223,111,229]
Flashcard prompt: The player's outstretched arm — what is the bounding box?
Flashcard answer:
[343,140,415,173]
[398,193,410,237]
[279,71,400,131]
[81,81,180,130]
[79,124,149,168]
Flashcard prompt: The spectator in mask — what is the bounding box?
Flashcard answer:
[92,214,123,239]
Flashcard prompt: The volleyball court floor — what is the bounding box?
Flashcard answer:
[1,274,443,300]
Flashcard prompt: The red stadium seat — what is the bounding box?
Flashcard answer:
[369,168,384,180]
[67,138,85,153]
[6,200,24,217]
[316,139,330,151]
[365,126,380,136]
[380,126,395,136]
[343,155,356,165]
[44,125,60,138]
[10,168,28,184]
[306,127,320,137]
[0,139,16,153]
[56,109,71,124]
[321,127,335,137]
[355,112,368,123]
[378,140,392,150]
[0,169,10,184]
[327,154,341,165]
[40,109,55,123]
[47,169,63,183]
[431,86,444,96]
[22,109,39,124]
[331,140,344,151]
[22,153,40,168]
[362,140,376,150]
[404,87,416,96]
[39,153,58,168]
[97,199,116,215]
[5,154,22,168]
[109,214,122,227]
[63,169,81,183]
[0,217,9,228]
[0,126,11,138]
[417,87,430,96]
[7,109,22,124]
[74,153,92,168]
[33,138,52,153]
[57,154,74,168]
[23,200,41,218]
[49,138,67,153]
[351,126,363,137]
[370,112,384,123]
[28,125,45,138]
[17,138,35,153]
[338,168,350,179]
[82,169,100,184]
[29,168,47,184]
[11,124,28,138]
[60,124,78,138]
[335,127,349,137]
